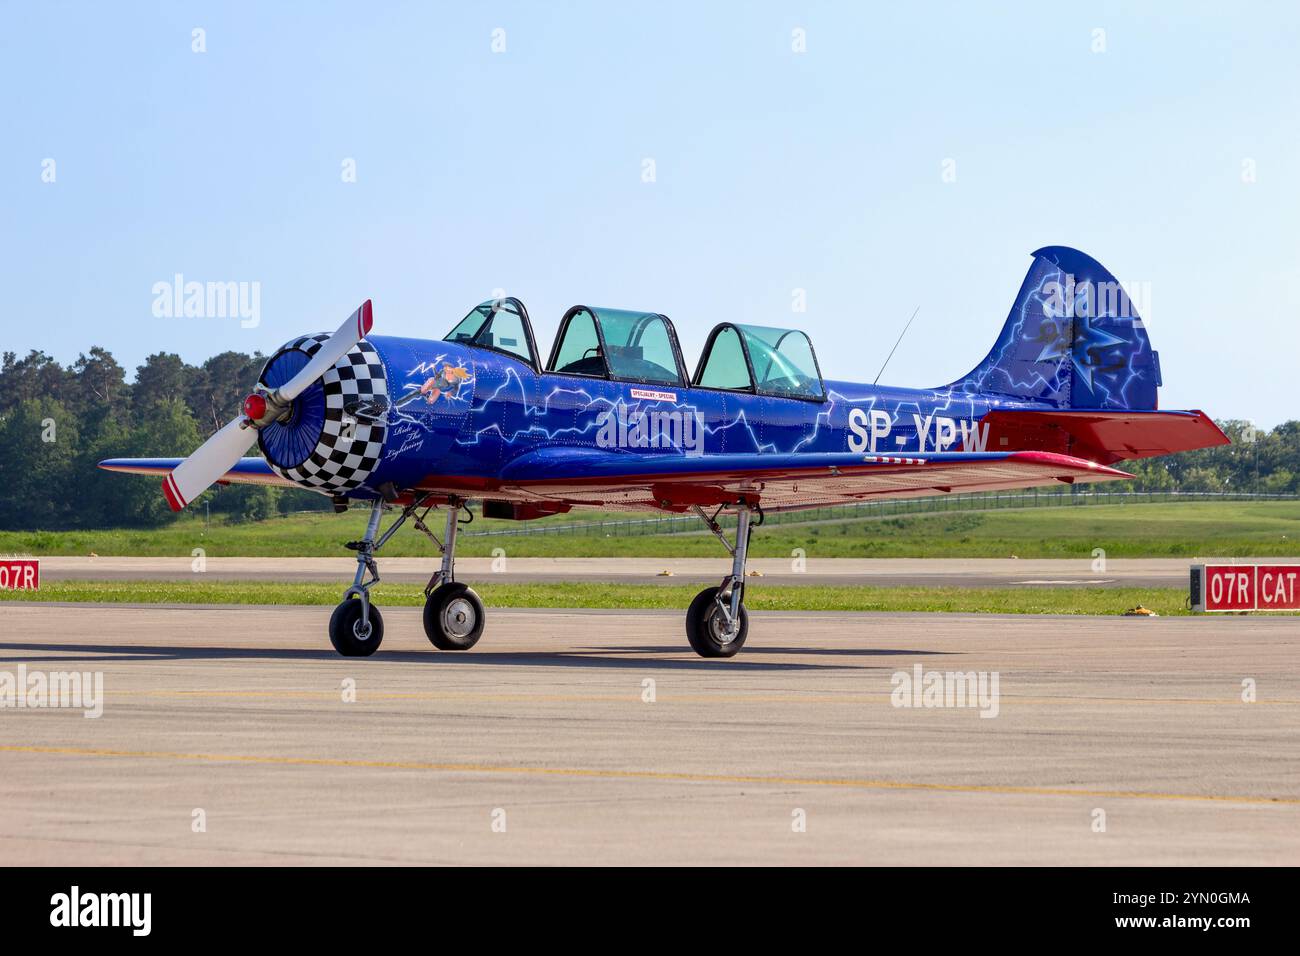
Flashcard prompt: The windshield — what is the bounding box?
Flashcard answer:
[695,325,752,391]
[549,308,604,376]
[445,299,535,365]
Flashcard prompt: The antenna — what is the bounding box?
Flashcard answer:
[872,306,920,385]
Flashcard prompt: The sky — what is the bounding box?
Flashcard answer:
[2,1,1297,426]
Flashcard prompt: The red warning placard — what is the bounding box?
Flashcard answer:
[1192,564,1300,612]
[0,559,39,591]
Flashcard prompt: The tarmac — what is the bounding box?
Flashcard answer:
[1,603,1296,865]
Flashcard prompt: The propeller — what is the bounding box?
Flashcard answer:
[161,300,373,511]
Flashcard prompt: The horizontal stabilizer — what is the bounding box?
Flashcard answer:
[979,409,1229,465]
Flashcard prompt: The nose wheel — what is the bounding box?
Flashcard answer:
[424,582,486,650]
[329,598,385,656]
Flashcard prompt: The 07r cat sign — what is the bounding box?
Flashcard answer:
[0,559,39,591]
[1191,564,1300,612]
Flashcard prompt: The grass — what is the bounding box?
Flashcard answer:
[0,579,1208,616]
[0,501,1297,559]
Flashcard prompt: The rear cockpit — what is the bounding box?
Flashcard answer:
[444,301,824,399]
[695,323,824,400]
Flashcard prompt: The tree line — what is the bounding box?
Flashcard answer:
[0,347,1295,530]
[0,347,330,530]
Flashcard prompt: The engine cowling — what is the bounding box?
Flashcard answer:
[257,333,390,494]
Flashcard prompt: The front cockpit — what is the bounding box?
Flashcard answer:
[444,298,540,368]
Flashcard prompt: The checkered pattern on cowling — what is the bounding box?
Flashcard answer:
[260,333,388,494]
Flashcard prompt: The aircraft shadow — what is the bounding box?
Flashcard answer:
[582,645,953,658]
[0,641,951,672]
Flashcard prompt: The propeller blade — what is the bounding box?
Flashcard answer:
[276,299,373,402]
[162,300,373,510]
[161,415,254,511]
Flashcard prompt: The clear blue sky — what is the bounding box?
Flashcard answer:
[2,1,1296,425]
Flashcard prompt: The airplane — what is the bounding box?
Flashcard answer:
[101,246,1229,659]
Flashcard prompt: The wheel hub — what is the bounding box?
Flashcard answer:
[708,602,738,644]
[442,597,477,639]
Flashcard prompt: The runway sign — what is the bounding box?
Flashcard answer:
[1191,563,1300,612]
[0,559,39,591]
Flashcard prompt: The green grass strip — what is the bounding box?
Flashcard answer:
[2,501,1298,559]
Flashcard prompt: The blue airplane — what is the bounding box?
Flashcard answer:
[102,246,1228,658]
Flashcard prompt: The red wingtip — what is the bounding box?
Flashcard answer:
[162,473,186,512]
[358,299,373,337]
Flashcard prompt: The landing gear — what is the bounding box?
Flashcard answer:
[420,500,485,650]
[685,501,757,658]
[328,493,481,657]
[330,496,390,657]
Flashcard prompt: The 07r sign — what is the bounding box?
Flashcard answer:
[0,559,39,591]
[1191,564,1300,612]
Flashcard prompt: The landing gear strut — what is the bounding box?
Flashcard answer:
[327,494,486,657]
[685,501,758,658]
[330,497,391,657]
[421,497,485,650]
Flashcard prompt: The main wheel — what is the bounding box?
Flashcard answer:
[329,598,384,657]
[423,582,485,650]
[685,586,748,658]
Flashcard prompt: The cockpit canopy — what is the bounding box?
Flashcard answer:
[444,301,824,400]
[695,323,824,400]
[548,307,686,386]
[444,298,540,367]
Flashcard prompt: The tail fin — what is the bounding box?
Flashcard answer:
[949,246,1161,410]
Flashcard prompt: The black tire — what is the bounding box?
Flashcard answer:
[685,586,748,658]
[423,582,486,650]
[329,598,384,657]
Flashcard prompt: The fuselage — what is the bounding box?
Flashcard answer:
[359,334,1046,495]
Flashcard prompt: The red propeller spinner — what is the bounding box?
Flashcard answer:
[241,392,268,423]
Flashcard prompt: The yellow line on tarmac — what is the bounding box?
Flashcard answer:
[105,688,1299,707]
[2,744,1297,806]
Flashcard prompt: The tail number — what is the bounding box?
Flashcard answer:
[851,410,989,453]
[847,408,892,453]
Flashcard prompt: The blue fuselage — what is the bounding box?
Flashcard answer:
[362,335,1045,492]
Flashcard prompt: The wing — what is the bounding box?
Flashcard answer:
[98,457,296,488]
[415,448,1132,513]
